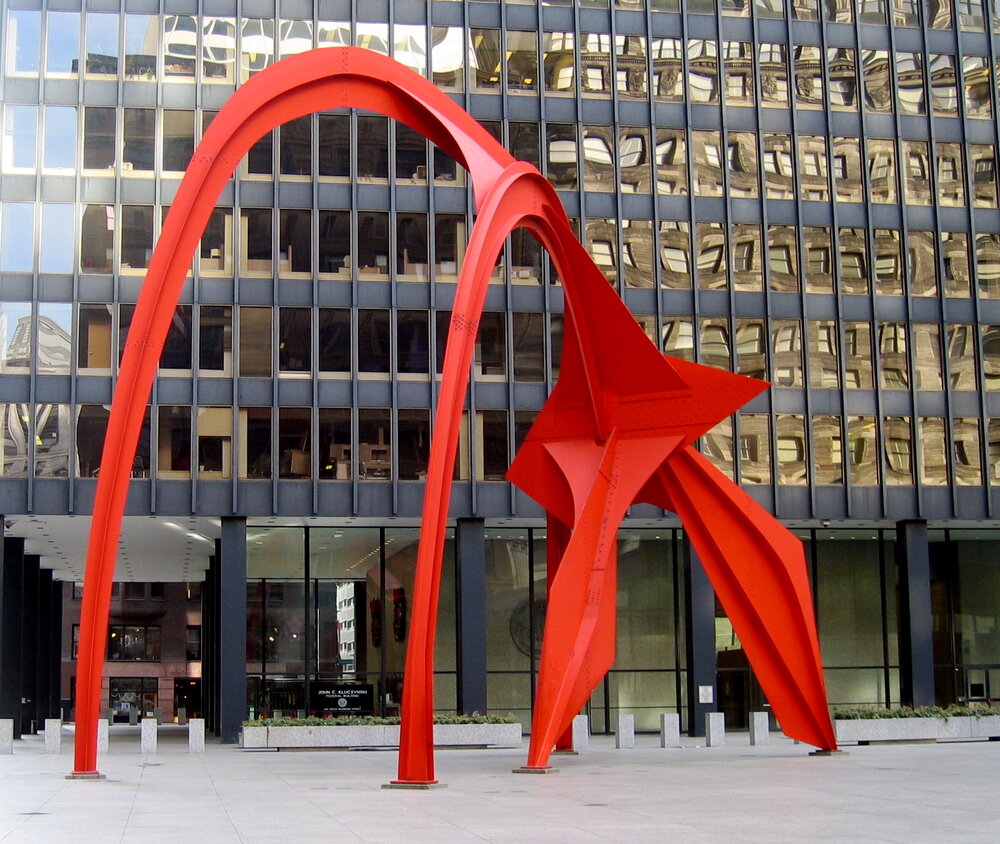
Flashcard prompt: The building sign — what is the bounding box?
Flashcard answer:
[312,683,374,715]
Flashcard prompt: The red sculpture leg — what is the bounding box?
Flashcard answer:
[656,446,837,750]
[546,516,575,753]
[524,435,683,768]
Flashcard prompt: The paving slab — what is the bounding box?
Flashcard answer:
[0,727,998,842]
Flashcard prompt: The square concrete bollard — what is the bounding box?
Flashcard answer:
[140,718,157,753]
[615,713,635,749]
[177,707,188,726]
[750,711,770,746]
[705,712,725,747]
[44,719,62,754]
[659,713,682,748]
[1,719,13,754]
[102,708,114,725]
[571,714,590,751]
[153,708,163,726]
[98,719,109,753]
[128,707,138,726]
[189,719,205,753]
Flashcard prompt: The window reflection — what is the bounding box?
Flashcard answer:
[937,143,965,207]
[808,320,840,388]
[908,231,939,297]
[844,322,874,389]
[758,43,789,107]
[913,324,944,390]
[954,418,982,485]
[543,31,575,95]
[813,415,844,484]
[878,323,909,389]
[849,417,878,484]
[884,416,913,485]
[732,225,763,292]
[920,417,948,486]
[619,129,651,194]
[659,222,691,289]
[580,32,612,98]
[728,133,759,198]
[903,140,932,206]
[794,46,824,111]
[941,232,971,297]
[700,319,731,371]
[948,324,977,390]
[771,320,803,387]
[763,134,795,199]
[696,223,727,290]
[832,137,863,203]
[688,39,719,104]
[692,130,723,196]
[868,140,897,204]
[768,226,798,293]
[702,417,734,480]
[582,126,615,192]
[652,37,683,102]
[616,35,647,100]
[655,129,687,195]
[805,228,834,293]
[799,136,829,201]
[963,56,993,119]
[723,41,755,106]
[874,229,903,296]
[828,49,858,111]
[839,228,869,295]
[976,234,1000,298]
[929,54,959,116]
[739,414,771,485]
[776,415,807,485]
[736,319,767,379]
[897,52,926,115]
[663,317,695,360]
[971,145,998,208]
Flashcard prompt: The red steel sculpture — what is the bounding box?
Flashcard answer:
[72,47,837,781]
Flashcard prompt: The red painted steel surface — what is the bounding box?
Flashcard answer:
[73,47,836,782]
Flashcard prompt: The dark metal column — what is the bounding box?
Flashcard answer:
[219,518,247,743]
[684,541,717,737]
[896,520,935,707]
[0,538,25,736]
[34,569,53,728]
[19,556,39,734]
[49,579,63,719]
[203,551,217,734]
[456,518,487,714]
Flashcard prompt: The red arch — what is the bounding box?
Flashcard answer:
[72,47,836,781]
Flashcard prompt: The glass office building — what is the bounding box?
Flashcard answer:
[1,0,999,743]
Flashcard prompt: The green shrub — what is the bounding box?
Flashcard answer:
[243,712,519,728]
[833,704,998,720]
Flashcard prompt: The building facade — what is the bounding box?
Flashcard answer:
[1,0,1000,743]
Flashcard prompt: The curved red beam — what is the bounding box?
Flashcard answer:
[71,46,514,778]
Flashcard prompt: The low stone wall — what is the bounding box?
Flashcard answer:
[834,715,1000,744]
[241,722,523,750]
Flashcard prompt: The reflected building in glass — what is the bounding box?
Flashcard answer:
[1,0,1000,745]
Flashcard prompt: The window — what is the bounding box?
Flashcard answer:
[109,625,161,661]
[157,406,191,478]
[186,626,202,661]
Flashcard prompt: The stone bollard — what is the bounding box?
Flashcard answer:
[98,719,109,753]
[103,708,114,725]
[140,718,157,753]
[189,718,205,753]
[571,714,590,751]
[44,719,62,754]
[1,719,13,754]
[128,707,138,726]
[615,713,635,749]
[750,711,770,746]
[659,713,682,748]
[177,707,188,726]
[705,712,726,747]
[153,708,163,726]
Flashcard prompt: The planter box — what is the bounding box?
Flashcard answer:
[834,715,1000,744]
[970,716,1000,739]
[241,722,522,750]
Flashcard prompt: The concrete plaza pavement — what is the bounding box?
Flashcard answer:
[1,725,998,843]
